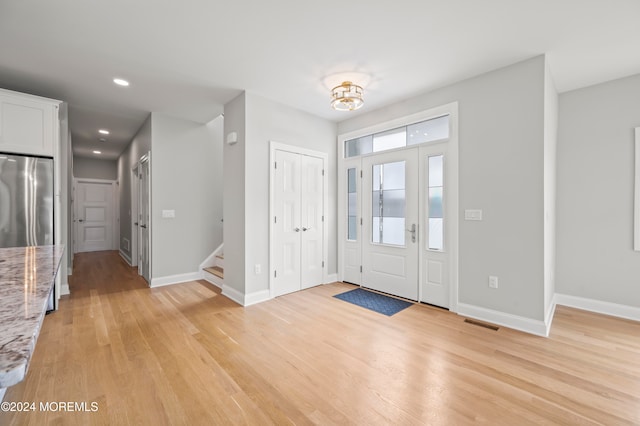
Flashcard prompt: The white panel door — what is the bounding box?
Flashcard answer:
[300,155,324,289]
[273,150,302,297]
[138,156,151,284]
[76,181,113,253]
[362,148,419,300]
[420,143,450,307]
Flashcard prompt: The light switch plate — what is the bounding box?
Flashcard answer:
[464,209,483,221]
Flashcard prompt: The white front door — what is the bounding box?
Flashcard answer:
[272,149,325,297]
[75,181,114,253]
[362,148,419,300]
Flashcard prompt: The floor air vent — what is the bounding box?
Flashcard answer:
[464,318,499,331]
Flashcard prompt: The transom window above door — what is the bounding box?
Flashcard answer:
[344,114,449,158]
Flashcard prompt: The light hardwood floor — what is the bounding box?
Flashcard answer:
[1,251,639,425]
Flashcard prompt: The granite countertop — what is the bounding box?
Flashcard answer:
[0,245,64,388]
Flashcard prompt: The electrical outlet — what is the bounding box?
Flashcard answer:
[489,276,499,289]
[254,264,261,274]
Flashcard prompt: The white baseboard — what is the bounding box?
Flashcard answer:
[0,387,5,402]
[457,302,549,337]
[119,250,132,266]
[202,270,223,289]
[245,290,271,306]
[67,267,72,276]
[150,272,201,288]
[544,298,557,337]
[60,283,70,296]
[326,273,338,283]
[222,284,244,306]
[555,293,640,322]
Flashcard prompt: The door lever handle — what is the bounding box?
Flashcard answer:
[302,226,311,231]
[406,223,417,243]
[294,227,300,232]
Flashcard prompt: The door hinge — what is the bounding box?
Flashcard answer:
[360,218,363,225]
[322,169,325,176]
[322,215,324,222]
[360,265,363,273]
[322,261,325,268]
[274,161,277,169]
[274,270,277,278]
[360,170,363,178]
[274,216,277,223]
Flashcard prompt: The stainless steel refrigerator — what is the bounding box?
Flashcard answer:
[0,152,55,309]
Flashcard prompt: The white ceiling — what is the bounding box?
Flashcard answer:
[1,0,639,160]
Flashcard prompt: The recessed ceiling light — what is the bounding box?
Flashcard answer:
[98,129,109,135]
[93,150,102,154]
[113,78,129,87]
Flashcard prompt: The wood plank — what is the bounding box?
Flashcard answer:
[1,251,639,425]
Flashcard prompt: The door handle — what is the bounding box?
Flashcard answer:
[294,227,300,232]
[302,226,311,231]
[79,219,84,223]
[140,224,147,229]
[406,223,416,243]
[134,222,139,226]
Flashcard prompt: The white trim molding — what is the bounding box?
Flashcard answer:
[119,250,133,266]
[150,272,201,288]
[634,127,640,251]
[326,273,338,283]
[60,283,70,296]
[555,293,640,322]
[222,285,245,306]
[245,290,271,306]
[457,303,549,337]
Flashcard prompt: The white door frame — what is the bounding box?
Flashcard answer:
[137,152,151,284]
[130,164,138,266]
[269,141,329,298]
[337,102,459,311]
[73,177,119,253]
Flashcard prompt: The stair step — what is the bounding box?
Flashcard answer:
[204,266,224,279]
[216,253,224,259]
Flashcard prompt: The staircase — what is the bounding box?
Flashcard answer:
[203,252,224,288]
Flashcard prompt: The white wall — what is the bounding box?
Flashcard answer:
[339,56,547,322]
[556,73,640,308]
[117,114,151,262]
[223,92,337,299]
[544,62,559,320]
[73,156,118,180]
[244,93,337,295]
[223,93,246,295]
[151,113,223,279]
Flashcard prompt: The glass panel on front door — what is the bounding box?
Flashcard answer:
[372,161,406,246]
[428,155,444,250]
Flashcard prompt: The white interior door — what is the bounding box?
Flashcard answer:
[362,148,419,300]
[75,181,113,253]
[138,155,151,284]
[420,143,450,307]
[273,150,302,297]
[272,148,325,297]
[300,154,324,289]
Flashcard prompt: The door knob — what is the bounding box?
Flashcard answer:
[79,219,84,223]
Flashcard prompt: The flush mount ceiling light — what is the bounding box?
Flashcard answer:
[93,150,102,154]
[98,129,109,135]
[331,81,364,111]
[113,78,129,86]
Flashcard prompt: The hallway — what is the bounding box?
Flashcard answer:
[1,251,639,425]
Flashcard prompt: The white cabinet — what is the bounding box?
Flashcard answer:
[0,88,60,157]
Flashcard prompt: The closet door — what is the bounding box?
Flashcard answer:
[300,155,324,289]
[273,150,302,297]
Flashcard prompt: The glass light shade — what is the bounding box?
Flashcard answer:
[331,81,364,111]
